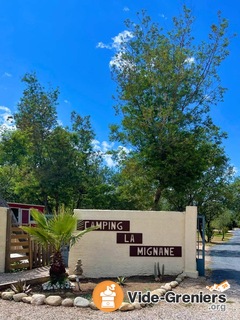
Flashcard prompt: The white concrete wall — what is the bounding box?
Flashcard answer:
[68,207,198,278]
[0,207,8,272]
[184,206,198,278]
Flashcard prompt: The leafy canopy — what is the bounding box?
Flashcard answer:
[110,6,231,208]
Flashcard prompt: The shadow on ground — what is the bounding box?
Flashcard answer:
[210,269,240,286]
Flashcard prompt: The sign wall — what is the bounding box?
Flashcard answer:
[68,207,198,278]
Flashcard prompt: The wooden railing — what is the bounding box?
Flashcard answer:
[5,226,32,271]
[5,214,54,272]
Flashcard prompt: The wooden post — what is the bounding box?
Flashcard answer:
[28,236,33,270]
[5,209,12,272]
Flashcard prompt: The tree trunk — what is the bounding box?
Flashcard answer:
[49,251,67,284]
[152,188,162,210]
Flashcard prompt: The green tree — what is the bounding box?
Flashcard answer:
[21,208,96,284]
[0,73,108,212]
[213,210,232,241]
[13,73,59,210]
[110,7,231,209]
[162,155,234,242]
[109,157,156,210]
[225,177,240,226]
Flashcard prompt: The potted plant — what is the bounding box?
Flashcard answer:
[21,208,96,285]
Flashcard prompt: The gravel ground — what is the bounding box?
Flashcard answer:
[1,242,239,320]
[0,275,239,320]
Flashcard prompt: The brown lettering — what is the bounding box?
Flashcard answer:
[77,220,130,231]
[117,233,142,244]
[130,246,182,257]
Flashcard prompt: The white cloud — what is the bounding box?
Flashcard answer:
[92,139,101,150]
[0,106,11,113]
[64,99,70,104]
[232,166,238,175]
[123,6,130,12]
[92,139,115,167]
[109,51,134,70]
[96,42,112,49]
[102,140,114,152]
[104,154,115,167]
[159,13,167,20]
[96,30,133,51]
[57,119,63,126]
[91,140,130,167]
[184,57,195,65]
[96,30,134,69]
[111,30,134,50]
[2,72,12,78]
[0,106,16,134]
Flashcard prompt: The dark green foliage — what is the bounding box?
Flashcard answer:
[0,73,108,212]
[110,7,231,209]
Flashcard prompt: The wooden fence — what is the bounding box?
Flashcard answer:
[5,214,54,272]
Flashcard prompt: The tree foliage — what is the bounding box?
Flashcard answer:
[0,73,107,212]
[110,6,231,209]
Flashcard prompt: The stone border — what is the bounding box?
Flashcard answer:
[0,273,186,312]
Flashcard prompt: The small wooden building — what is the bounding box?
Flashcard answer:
[7,202,45,226]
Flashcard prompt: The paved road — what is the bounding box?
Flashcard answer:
[208,229,240,297]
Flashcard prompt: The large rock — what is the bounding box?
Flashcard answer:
[170,281,179,288]
[158,288,166,296]
[31,294,46,305]
[22,296,32,304]
[74,297,90,308]
[1,291,15,300]
[119,302,135,311]
[150,289,165,297]
[68,275,77,282]
[62,298,74,307]
[45,295,62,306]
[161,283,172,291]
[13,293,28,302]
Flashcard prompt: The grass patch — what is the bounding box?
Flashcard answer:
[210,231,233,244]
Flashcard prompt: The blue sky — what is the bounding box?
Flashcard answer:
[0,0,239,171]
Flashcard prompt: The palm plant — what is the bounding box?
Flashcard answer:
[21,208,96,284]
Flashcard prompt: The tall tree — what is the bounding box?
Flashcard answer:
[13,73,59,210]
[0,73,107,212]
[110,7,231,209]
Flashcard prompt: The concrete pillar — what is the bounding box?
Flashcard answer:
[184,206,198,278]
[0,207,8,272]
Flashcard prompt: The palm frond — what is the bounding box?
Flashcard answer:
[29,208,48,229]
[21,209,97,257]
[48,213,76,235]
[70,225,99,247]
[21,226,57,249]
